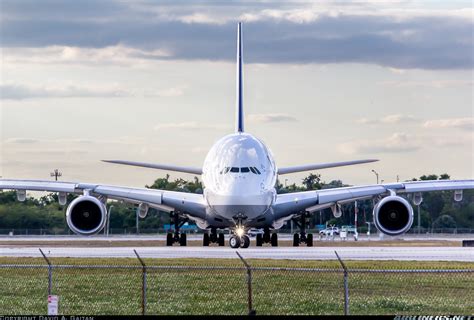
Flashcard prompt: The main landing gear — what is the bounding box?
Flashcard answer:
[203,228,225,246]
[166,212,188,246]
[292,213,313,247]
[255,227,278,247]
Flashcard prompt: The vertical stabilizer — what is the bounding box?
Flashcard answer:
[236,22,244,133]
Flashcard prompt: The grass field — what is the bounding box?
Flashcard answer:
[0,257,472,315]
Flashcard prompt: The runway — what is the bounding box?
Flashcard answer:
[1,246,473,261]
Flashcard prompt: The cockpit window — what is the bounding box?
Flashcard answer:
[219,167,230,174]
[220,166,261,174]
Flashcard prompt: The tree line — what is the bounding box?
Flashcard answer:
[0,173,472,232]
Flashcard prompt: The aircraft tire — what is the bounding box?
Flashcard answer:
[307,233,313,247]
[241,235,250,248]
[180,233,187,246]
[218,233,225,246]
[229,236,241,248]
[166,233,173,246]
[203,233,210,246]
[293,233,300,247]
[271,233,278,247]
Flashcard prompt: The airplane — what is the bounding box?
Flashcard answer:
[1,23,473,248]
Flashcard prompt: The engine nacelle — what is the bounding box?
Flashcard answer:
[373,196,414,236]
[66,196,106,235]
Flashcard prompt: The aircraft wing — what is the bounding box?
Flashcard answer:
[0,179,207,219]
[273,179,474,220]
[102,160,202,175]
[277,159,378,175]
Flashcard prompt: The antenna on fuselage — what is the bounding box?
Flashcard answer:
[235,22,244,133]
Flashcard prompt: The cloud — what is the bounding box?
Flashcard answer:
[153,122,229,131]
[0,83,184,100]
[247,113,298,123]
[356,114,418,125]
[379,80,473,89]
[2,45,171,66]
[338,132,422,154]
[423,117,473,130]
[5,138,40,144]
[1,1,472,70]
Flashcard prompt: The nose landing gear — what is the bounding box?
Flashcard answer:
[229,224,251,248]
[229,234,250,248]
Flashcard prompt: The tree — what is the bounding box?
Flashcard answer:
[302,173,322,190]
[432,215,457,229]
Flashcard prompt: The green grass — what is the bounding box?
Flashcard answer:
[0,257,472,315]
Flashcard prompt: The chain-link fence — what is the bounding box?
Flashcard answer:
[0,249,472,315]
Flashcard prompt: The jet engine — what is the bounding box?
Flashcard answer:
[373,196,413,236]
[66,196,106,235]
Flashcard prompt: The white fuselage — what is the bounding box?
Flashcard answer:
[202,133,277,224]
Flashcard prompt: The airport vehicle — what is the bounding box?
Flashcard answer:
[319,227,340,236]
[248,229,264,238]
[1,23,473,248]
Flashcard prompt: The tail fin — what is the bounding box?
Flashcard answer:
[236,22,244,133]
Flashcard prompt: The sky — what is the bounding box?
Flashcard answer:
[1,0,473,188]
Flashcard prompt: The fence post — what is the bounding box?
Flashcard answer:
[335,251,349,315]
[39,248,52,296]
[236,252,256,316]
[134,249,147,315]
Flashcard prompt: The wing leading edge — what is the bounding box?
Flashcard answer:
[277,159,379,175]
[102,160,202,175]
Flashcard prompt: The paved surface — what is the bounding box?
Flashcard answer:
[1,246,473,261]
[0,233,472,241]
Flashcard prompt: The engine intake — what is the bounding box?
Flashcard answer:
[66,196,106,235]
[373,196,414,236]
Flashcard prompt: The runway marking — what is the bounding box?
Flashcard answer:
[0,246,473,261]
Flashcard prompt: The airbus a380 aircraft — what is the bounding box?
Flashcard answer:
[1,23,473,248]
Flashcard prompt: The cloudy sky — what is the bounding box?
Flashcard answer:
[1,0,473,188]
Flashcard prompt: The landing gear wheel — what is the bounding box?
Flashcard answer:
[293,233,300,247]
[271,233,278,247]
[218,233,225,246]
[166,233,173,246]
[307,233,313,247]
[179,233,187,246]
[241,235,250,248]
[256,234,263,247]
[203,233,210,246]
[229,236,241,248]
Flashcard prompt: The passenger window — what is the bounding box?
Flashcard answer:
[230,167,239,173]
[241,167,250,173]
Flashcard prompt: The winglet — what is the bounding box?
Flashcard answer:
[236,22,244,133]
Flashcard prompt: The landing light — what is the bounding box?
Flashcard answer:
[236,227,245,237]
